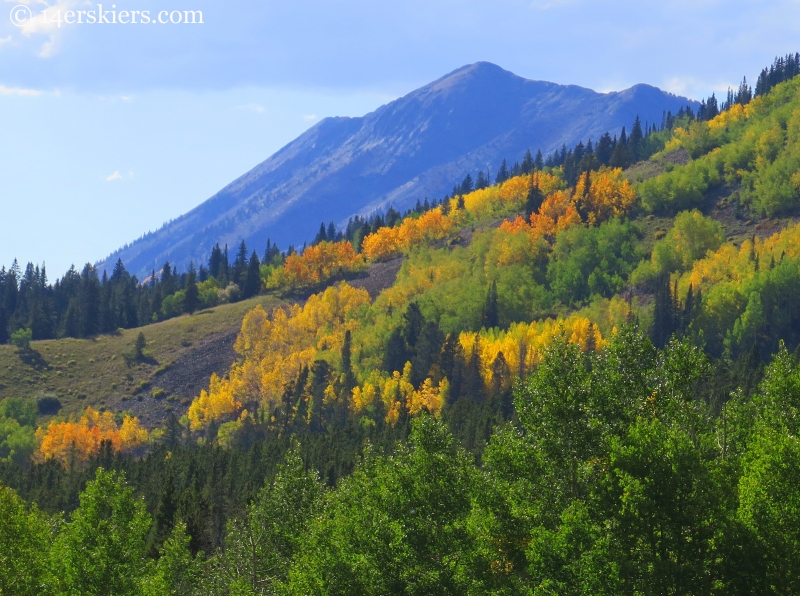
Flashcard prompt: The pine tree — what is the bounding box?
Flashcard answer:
[234,241,248,285]
[242,251,262,299]
[629,116,644,163]
[460,173,474,195]
[340,329,356,393]
[525,184,544,219]
[522,149,534,174]
[651,273,675,348]
[609,139,632,169]
[495,159,509,184]
[534,149,544,170]
[184,264,199,314]
[134,331,147,360]
[314,223,327,245]
[79,263,100,337]
[481,281,499,329]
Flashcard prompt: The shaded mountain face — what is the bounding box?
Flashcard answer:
[98,62,697,277]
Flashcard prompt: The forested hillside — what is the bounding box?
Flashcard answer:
[3,55,800,594]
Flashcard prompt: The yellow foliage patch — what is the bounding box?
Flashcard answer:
[36,407,148,467]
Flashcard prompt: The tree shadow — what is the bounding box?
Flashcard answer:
[123,353,159,367]
[17,348,50,371]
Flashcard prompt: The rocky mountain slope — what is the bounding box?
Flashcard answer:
[99,62,696,277]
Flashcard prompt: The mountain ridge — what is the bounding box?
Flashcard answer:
[98,62,697,277]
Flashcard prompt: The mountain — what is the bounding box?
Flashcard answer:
[98,62,697,277]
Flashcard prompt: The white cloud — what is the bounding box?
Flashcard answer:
[11,0,86,58]
[303,113,317,121]
[0,36,11,45]
[0,84,42,95]
[106,171,122,181]
[38,35,56,58]
[663,76,732,100]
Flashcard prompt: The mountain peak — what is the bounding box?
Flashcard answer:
[98,66,698,277]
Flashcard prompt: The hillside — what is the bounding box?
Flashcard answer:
[0,295,279,426]
[97,62,696,278]
[7,64,800,596]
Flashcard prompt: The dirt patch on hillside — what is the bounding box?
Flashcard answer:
[124,328,240,426]
[662,147,690,166]
[347,257,404,298]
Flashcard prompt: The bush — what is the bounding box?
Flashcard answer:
[218,283,241,304]
[9,328,32,350]
[161,292,185,319]
[36,394,62,416]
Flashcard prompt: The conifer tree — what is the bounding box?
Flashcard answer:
[525,184,544,219]
[481,280,499,329]
[629,116,644,163]
[314,223,327,245]
[134,331,146,359]
[233,241,248,285]
[184,264,199,314]
[242,251,262,299]
[534,149,544,170]
[460,173,474,194]
[495,159,509,184]
[609,138,632,169]
[522,149,534,174]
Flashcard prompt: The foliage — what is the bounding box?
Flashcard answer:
[640,75,800,216]
[10,327,32,349]
[36,407,149,467]
[0,484,51,596]
[50,468,151,596]
[547,217,641,305]
[272,240,365,288]
[631,209,725,287]
[188,283,370,431]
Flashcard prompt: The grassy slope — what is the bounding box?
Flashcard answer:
[9,79,800,430]
[0,295,281,425]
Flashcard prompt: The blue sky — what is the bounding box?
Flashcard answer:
[2,0,799,275]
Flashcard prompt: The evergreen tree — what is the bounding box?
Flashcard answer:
[233,241,248,285]
[79,263,101,337]
[609,138,632,169]
[314,222,328,245]
[534,149,544,170]
[460,173,474,195]
[651,273,676,348]
[525,184,544,219]
[522,149,534,174]
[481,280,499,329]
[629,116,644,162]
[134,331,146,360]
[242,251,262,299]
[184,264,199,314]
[341,329,356,392]
[496,159,509,184]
